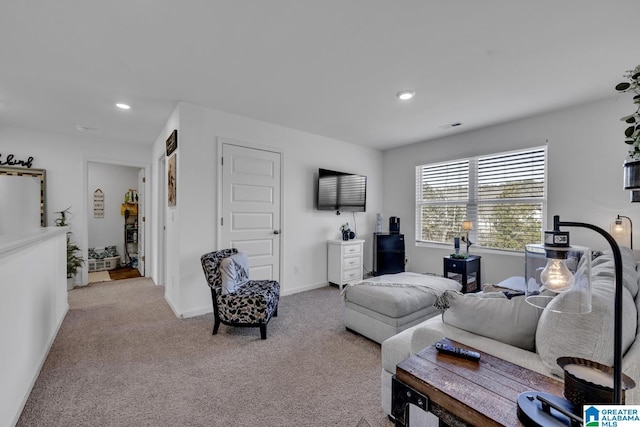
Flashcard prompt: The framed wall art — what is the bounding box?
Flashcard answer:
[93,188,104,218]
[168,153,176,207]
[166,129,178,156]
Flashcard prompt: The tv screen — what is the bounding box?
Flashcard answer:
[317,168,367,212]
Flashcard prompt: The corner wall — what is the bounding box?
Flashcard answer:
[151,102,384,318]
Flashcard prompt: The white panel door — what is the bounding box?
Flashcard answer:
[221,144,281,281]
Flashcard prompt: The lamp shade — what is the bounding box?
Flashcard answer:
[461,220,473,231]
[611,218,630,248]
[524,244,592,314]
[610,215,633,249]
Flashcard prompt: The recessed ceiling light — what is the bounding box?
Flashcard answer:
[116,103,131,110]
[75,125,97,132]
[396,90,415,101]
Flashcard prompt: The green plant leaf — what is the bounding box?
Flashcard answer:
[633,72,640,80]
[617,82,632,91]
[625,139,635,145]
[622,114,637,123]
[626,126,636,137]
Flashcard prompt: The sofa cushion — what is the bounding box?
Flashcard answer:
[436,290,543,351]
[590,247,639,298]
[536,272,638,377]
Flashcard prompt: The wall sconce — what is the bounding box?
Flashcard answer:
[610,215,633,249]
[461,220,473,253]
[518,215,631,426]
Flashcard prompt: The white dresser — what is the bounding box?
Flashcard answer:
[327,239,364,289]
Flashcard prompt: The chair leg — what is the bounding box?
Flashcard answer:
[273,305,278,317]
[212,317,220,335]
[260,323,267,340]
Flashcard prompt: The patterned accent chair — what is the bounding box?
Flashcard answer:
[201,249,280,339]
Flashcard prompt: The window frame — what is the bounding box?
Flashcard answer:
[415,146,547,253]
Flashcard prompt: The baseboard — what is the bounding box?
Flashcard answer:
[280,281,329,297]
[164,294,211,319]
[165,282,331,318]
[179,305,212,319]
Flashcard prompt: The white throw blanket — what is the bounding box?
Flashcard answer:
[340,272,461,301]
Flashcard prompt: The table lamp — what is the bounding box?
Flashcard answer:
[517,215,629,427]
[461,220,473,253]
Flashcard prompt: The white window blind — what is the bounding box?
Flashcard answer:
[416,146,546,251]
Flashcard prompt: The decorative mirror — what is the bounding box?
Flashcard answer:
[0,166,47,232]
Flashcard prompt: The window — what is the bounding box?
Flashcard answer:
[415,146,547,251]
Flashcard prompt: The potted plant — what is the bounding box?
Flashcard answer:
[55,207,84,290]
[66,234,84,281]
[615,65,640,189]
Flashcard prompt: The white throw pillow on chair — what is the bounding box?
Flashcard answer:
[219,252,250,294]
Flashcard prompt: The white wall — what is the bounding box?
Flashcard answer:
[0,228,67,427]
[383,95,633,284]
[87,162,140,261]
[150,102,384,318]
[0,126,152,286]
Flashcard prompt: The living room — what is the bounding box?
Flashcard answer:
[2,1,640,426]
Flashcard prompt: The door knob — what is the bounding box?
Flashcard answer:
[273,230,280,235]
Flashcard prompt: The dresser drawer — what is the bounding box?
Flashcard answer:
[344,243,362,256]
[343,255,361,269]
[343,267,362,283]
[446,260,466,273]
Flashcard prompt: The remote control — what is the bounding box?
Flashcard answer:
[435,342,481,361]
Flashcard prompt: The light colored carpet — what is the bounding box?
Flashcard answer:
[17,278,391,427]
[87,270,112,283]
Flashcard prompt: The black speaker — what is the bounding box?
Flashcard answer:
[389,216,400,234]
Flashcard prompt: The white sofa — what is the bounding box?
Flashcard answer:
[381,247,640,422]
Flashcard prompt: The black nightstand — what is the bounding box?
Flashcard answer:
[443,255,481,293]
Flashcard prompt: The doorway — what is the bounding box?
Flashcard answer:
[87,161,145,283]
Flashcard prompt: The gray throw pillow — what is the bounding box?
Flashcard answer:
[219,252,250,295]
[438,290,543,351]
[536,274,638,377]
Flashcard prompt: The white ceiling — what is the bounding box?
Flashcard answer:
[1,1,639,151]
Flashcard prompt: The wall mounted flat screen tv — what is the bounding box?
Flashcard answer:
[317,168,367,212]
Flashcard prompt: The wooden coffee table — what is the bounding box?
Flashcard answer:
[392,338,564,427]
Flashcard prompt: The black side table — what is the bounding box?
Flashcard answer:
[443,255,481,293]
